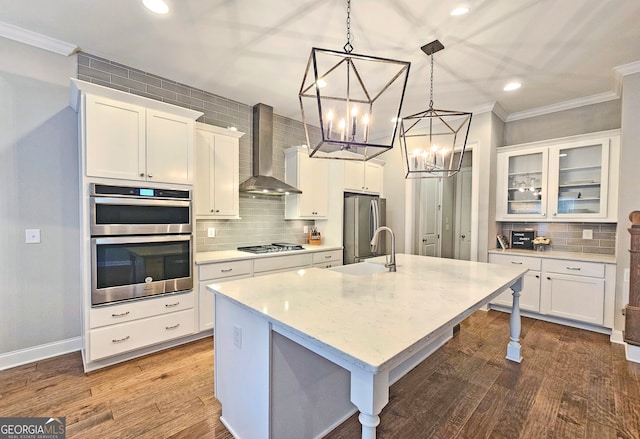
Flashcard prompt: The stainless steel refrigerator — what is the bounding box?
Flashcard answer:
[343,193,386,264]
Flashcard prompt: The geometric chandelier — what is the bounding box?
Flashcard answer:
[299,0,411,161]
[399,40,472,178]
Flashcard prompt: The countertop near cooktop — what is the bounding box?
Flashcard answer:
[489,248,616,264]
[195,244,343,265]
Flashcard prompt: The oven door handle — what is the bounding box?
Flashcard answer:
[92,234,192,245]
[92,197,190,208]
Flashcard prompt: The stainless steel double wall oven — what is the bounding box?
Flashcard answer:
[90,184,193,306]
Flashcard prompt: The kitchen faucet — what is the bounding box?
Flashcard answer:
[371,226,396,272]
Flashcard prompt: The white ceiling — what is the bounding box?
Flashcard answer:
[1,0,640,121]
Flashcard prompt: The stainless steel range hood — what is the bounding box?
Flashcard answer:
[239,103,302,195]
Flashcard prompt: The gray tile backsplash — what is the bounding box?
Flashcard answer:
[77,52,316,252]
[498,222,617,255]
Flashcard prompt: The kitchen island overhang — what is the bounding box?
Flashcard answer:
[209,254,527,439]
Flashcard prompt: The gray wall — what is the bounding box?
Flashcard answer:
[0,38,80,353]
[615,72,640,330]
[78,53,314,252]
[504,99,621,146]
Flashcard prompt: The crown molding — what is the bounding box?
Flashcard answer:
[614,60,640,95]
[505,91,619,122]
[470,102,508,121]
[0,21,77,56]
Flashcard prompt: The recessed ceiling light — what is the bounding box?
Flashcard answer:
[143,0,169,14]
[504,82,522,91]
[451,7,470,16]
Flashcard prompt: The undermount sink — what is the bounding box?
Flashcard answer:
[330,262,389,276]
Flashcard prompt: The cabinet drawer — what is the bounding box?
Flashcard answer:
[542,259,605,278]
[89,309,195,361]
[489,253,541,271]
[199,259,253,280]
[254,254,312,273]
[90,291,195,329]
[312,250,342,264]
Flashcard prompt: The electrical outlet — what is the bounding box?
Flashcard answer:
[25,229,41,244]
[233,325,242,348]
[582,229,593,240]
[303,226,309,234]
[208,227,216,238]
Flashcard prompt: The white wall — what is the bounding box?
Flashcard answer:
[615,71,640,330]
[0,37,80,354]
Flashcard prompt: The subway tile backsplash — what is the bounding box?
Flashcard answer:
[498,222,617,255]
[77,52,316,252]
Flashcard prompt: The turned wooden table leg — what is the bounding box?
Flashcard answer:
[506,277,523,363]
[350,369,389,439]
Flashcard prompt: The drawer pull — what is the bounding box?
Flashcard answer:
[566,267,581,271]
[535,275,540,278]
[221,268,233,273]
[112,311,130,318]
[324,255,332,259]
[112,335,130,343]
[165,323,181,330]
[511,261,523,265]
[165,302,180,308]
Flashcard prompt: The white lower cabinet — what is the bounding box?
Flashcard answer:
[253,254,313,276]
[197,260,253,332]
[89,305,195,362]
[540,259,607,325]
[312,249,343,268]
[489,252,615,329]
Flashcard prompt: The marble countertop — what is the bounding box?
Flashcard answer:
[488,248,616,264]
[208,254,527,372]
[195,244,343,264]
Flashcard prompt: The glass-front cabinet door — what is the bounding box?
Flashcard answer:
[497,147,549,220]
[547,139,609,219]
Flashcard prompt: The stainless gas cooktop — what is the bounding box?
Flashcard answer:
[237,243,305,254]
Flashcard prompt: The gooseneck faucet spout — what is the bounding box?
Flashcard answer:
[371,226,396,272]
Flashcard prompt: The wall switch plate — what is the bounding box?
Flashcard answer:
[582,229,593,239]
[303,226,309,234]
[208,227,216,238]
[25,229,41,244]
[233,325,242,348]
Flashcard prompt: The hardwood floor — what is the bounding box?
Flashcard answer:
[1,310,639,438]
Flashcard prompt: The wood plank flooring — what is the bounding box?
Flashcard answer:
[1,310,639,438]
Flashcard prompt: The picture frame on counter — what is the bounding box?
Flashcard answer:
[510,230,535,250]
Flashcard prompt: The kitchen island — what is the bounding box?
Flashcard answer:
[208,254,527,439]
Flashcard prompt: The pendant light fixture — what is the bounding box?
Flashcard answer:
[298,0,411,161]
[399,40,472,178]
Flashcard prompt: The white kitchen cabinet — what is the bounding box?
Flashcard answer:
[488,251,615,330]
[87,291,196,362]
[312,249,343,268]
[72,79,202,185]
[540,259,607,325]
[496,130,619,222]
[195,123,245,219]
[197,260,252,332]
[284,146,329,219]
[253,253,313,276]
[344,160,384,194]
[488,253,541,312]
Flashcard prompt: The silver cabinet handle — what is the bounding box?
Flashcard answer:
[112,335,130,343]
[221,268,233,273]
[324,255,332,259]
[165,302,180,308]
[165,323,180,330]
[566,267,581,271]
[112,311,130,317]
[511,261,523,265]
[148,174,153,178]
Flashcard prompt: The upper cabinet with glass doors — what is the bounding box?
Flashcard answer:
[496,130,620,222]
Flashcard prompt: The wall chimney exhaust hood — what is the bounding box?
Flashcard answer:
[239,103,302,195]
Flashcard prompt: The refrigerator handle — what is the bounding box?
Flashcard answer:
[370,199,379,253]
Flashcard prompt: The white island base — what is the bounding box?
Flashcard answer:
[210,254,526,439]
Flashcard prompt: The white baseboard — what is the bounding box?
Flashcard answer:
[0,337,82,371]
[626,343,640,363]
[610,329,625,344]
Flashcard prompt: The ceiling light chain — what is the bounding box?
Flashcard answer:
[344,0,353,53]
[429,51,434,110]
